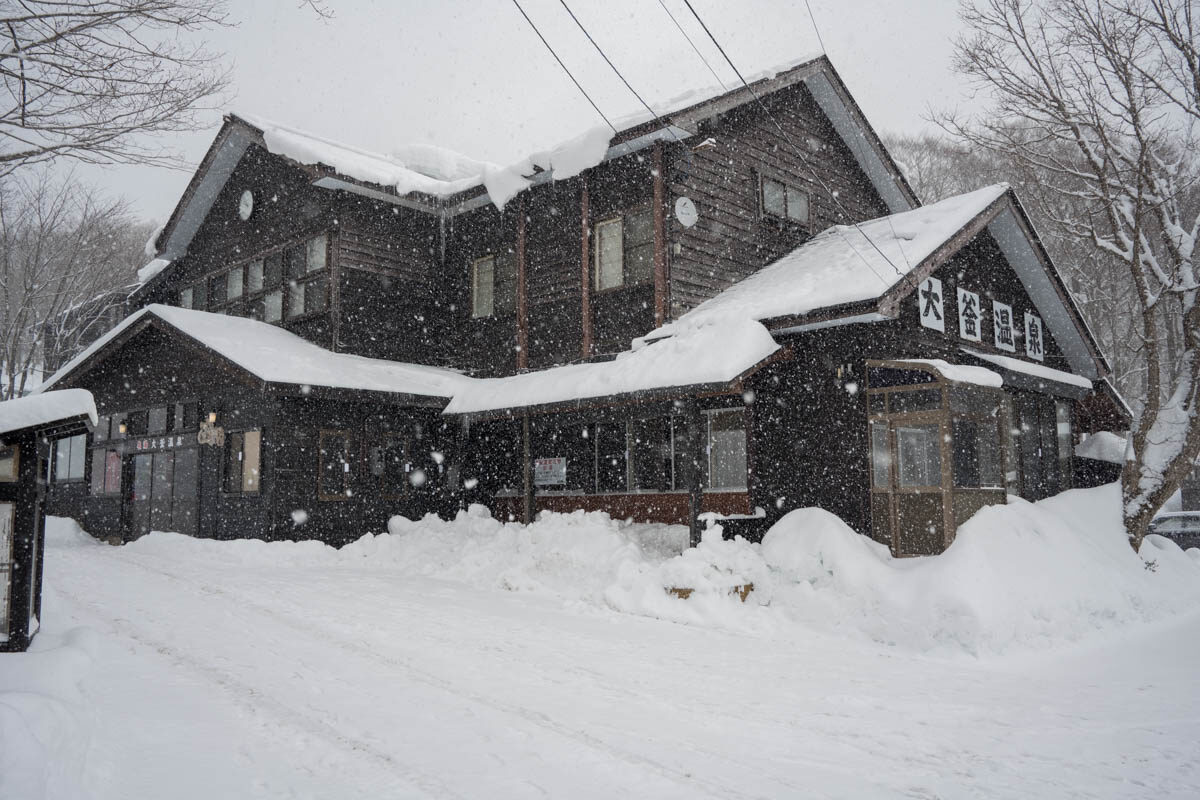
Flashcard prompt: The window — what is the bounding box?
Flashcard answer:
[53,434,87,483]
[223,430,261,494]
[952,418,1003,488]
[246,259,264,293]
[285,235,328,319]
[227,265,244,300]
[594,218,624,291]
[631,417,674,491]
[706,409,747,490]
[319,431,356,500]
[593,211,655,291]
[595,422,627,493]
[374,435,407,498]
[263,290,283,323]
[471,255,494,318]
[179,287,193,309]
[90,449,121,495]
[208,273,227,307]
[192,280,208,311]
[0,445,18,482]
[895,424,941,488]
[147,406,168,435]
[760,175,811,225]
[870,421,890,488]
[1056,401,1073,490]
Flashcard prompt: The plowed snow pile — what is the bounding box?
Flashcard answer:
[116,483,1200,655]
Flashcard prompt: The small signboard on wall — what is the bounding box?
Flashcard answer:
[957,287,982,342]
[992,300,1017,352]
[1024,311,1045,361]
[534,457,566,487]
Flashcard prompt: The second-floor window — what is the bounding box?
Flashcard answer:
[760,175,811,226]
[594,207,654,291]
[471,251,516,318]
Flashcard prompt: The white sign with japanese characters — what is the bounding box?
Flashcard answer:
[1024,311,1045,361]
[957,287,982,342]
[918,276,945,333]
[533,457,566,487]
[992,300,1017,352]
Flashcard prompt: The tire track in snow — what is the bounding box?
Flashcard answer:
[106,548,773,800]
[52,580,470,800]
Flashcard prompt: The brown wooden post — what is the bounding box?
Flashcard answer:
[522,412,534,524]
[516,196,529,370]
[652,141,668,327]
[580,176,592,359]
[683,398,705,548]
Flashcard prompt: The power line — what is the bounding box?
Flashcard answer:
[510,0,617,134]
[654,0,728,92]
[679,0,908,281]
[802,0,828,55]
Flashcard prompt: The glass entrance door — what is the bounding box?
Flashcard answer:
[126,449,199,538]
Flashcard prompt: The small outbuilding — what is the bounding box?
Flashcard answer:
[0,389,95,652]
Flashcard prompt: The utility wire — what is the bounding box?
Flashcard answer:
[510,0,618,134]
[654,0,728,92]
[679,0,909,282]
[802,0,828,55]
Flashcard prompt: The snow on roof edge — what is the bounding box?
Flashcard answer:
[0,388,96,437]
[962,347,1094,390]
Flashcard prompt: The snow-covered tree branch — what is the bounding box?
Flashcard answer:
[944,0,1200,549]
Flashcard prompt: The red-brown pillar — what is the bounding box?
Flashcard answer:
[653,141,668,327]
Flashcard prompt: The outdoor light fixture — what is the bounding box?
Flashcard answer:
[117,422,127,434]
[208,412,218,424]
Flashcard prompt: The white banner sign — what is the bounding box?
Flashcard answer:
[533,457,566,487]
[918,276,945,333]
[957,287,982,342]
[992,300,1017,352]
[1024,311,1045,361]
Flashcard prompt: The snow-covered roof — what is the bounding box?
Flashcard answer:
[38,305,469,400]
[1075,431,1128,464]
[891,359,1003,388]
[961,348,1093,390]
[0,389,96,437]
[646,185,1009,342]
[136,258,171,284]
[444,318,779,415]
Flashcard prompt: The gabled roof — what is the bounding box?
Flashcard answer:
[37,305,469,403]
[645,184,1109,381]
[142,54,918,295]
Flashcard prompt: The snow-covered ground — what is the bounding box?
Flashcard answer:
[4,485,1200,799]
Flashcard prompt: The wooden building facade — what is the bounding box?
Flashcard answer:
[40,56,1121,553]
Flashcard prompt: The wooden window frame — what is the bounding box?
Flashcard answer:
[222,429,262,496]
[52,433,87,484]
[758,172,813,227]
[285,234,330,322]
[318,429,358,502]
[593,216,625,293]
[704,408,749,492]
[471,255,495,319]
[376,433,409,500]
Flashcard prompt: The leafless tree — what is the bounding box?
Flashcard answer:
[0,168,146,398]
[943,0,1200,549]
[0,0,232,177]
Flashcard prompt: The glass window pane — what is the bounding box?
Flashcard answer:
[889,389,942,414]
[307,235,327,272]
[595,422,627,492]
[494,253,516,315]
[147,407,167,434]
[68,434,86,480]
[208,274,226,307]
[193,280,208,311]
[246,259,264,292]
[305,278,327,314]
[223,432,243,492]
[896,424,942,488]
[287,243,307,279]
[871,421,890,488]
[953,418,1002,488]
[242,431,261,493]
[625,242,654,286]
[631,417,673,491]
[263,290,283,323]
[0,446,17,482]
[227,266,244,299]
[786,186,810,223]
[707,410,747,490]
[472,256,494,318]
[179,287,193,309]
[762,177,786,216]
[55,438,70,482]
[288,281,306,318]
[594,219,623,290]
[104,450,122,493]
[1056,401,1073,490]
[624,208,654,247]
[90,449,106,494]
[264,253,283,287]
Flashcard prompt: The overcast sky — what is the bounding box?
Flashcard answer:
[83,0,974,225]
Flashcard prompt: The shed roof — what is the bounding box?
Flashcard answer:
[0,389,96,438]
[37,305,469,401]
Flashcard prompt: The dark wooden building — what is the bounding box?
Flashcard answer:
[40,55,1119,554]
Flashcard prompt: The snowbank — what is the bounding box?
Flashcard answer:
[0,628,98,800]
[113,484,1200,657]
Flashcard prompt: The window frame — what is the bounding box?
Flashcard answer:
[593,216,625,292]
[759,173,813,227]
[704,408,749,492]
[222,429,262,495]
[374,433,409,500]
[471,255,495,319]
[52,433,88,484]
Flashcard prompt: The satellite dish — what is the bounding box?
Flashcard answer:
[675,196,698,228]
